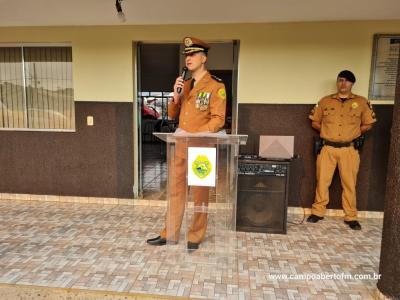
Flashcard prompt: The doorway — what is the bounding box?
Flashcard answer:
[135,41,240,199]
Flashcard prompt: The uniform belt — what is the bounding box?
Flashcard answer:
[323,140,354,148]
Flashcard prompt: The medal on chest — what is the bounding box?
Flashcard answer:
[195,91,211,111]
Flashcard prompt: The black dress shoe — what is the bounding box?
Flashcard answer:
[344,220,362,230]
[187,241,199,251]
[307,214,324,223]
[146,236,178,246]
[146,236,167,246]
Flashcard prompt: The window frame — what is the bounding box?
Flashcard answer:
[0,42,75,132]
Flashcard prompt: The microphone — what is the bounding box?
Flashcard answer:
[177,67,188,94]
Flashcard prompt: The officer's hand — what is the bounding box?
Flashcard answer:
[173,76,184,104]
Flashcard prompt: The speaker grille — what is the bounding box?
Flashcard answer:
[236,160,289,234]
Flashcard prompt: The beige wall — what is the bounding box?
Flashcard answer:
[179,43,235,71]
[0,21,399,104]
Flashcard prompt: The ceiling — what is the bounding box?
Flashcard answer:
[0,0,399,27]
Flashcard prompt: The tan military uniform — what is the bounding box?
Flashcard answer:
[160,71,226,243]
[168,72,226,133]
[309,93,376,221]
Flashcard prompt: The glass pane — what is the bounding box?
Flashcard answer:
[24,46,75,129]
[0,47,26,128]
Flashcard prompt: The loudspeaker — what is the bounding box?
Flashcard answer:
[236,159,290,234]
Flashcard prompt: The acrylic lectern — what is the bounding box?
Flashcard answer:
[154,132,247,264]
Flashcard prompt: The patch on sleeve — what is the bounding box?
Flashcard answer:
[217,88,226,100]
[310,103,318,115]
[309,100,321,119]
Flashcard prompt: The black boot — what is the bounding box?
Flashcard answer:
[344,220,362,230]
[187,241,199,251]
[307,214,324,223]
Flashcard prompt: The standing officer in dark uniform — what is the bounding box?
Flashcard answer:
[147,37,227,249]
[308,70,376,230]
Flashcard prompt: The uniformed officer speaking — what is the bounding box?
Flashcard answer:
[147,37,227,249]
[308,70,376,230]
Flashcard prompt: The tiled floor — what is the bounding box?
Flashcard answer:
[0,200,383,299]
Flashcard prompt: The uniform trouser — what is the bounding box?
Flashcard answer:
[160,144,209,243]
[311,145,360,221]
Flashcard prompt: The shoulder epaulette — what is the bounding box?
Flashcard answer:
[211,75,223,83]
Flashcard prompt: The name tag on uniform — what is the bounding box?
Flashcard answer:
[195,91,211,111]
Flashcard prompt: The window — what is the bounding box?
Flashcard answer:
[0,45,75,130]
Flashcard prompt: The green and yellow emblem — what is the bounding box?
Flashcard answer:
[217,88,226,100]
[192,155,212,179]
[351,102,359,109]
